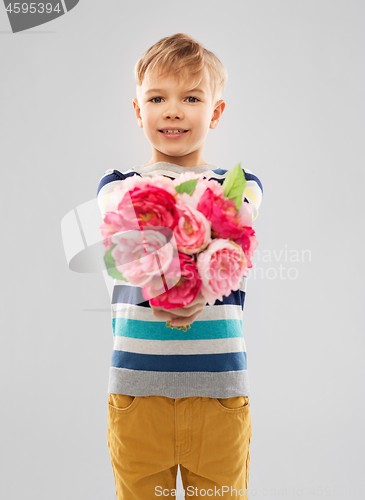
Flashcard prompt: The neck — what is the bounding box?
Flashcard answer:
[145,152,207,168]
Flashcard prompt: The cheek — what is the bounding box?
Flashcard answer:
[192,109,212,131]
[195,117,211,135]
[143,116,159,137]
[140,107,157,127]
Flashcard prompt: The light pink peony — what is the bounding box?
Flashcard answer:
[173,173,225,208]
[99,210,130,249]
[111,229,174,287]
[197,239,248,305]
[172,171,201,188]
[195,176,225,198]
[142,252,201,309]
[173,201,211,254]
[237,199,254,226]
[99,222,114,251]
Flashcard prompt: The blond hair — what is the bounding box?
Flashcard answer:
[134,33,228,106]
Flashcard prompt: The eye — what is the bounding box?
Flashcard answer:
[150,96,200,104]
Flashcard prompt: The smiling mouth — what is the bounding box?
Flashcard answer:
[159,130,189,134]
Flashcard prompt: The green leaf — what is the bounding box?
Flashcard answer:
[103,244,127,281]
[222,162,246,210]
[175,178,199,195]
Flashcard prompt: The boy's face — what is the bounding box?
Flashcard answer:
[133,67,225,168]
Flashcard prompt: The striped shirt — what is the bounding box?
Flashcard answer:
[97,161,263,398]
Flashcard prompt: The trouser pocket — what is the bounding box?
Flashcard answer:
[217,396,249,409]
[108,393,138,412]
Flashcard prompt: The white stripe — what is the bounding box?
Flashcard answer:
[246,182,263,205]
[97,178,122,199]
[97,177,124,216]
[112,302,243,321]
[245,179,262,192]
[137,169,217,179]
[203,172,227,180]
[113,336,246,355]
[239,276,247,293]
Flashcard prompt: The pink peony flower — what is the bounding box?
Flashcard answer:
[196,239,248,305]
[103,185,180,236]
[106,175,176,214]
[197,188,249,241]
[111,229,174,287]
[173,201,211,254]
[100,176,179,242]
[142,252,201,309]
[232,227,257,268]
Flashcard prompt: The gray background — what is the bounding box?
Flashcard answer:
[1,1,364,499]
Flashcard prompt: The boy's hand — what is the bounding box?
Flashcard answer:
[150,291,207,327]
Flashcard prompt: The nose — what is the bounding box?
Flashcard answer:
[162,100,184,120]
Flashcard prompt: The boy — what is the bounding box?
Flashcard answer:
[97,33,263,499]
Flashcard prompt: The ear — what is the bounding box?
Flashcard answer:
[133,98,143,128]
[210,100,226,129]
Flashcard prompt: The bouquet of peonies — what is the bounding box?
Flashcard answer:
[99,163,258,330]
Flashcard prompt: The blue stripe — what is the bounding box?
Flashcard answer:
[112,286,150,307]
[112,285,245,309]
[212,168,264,196]
[111,350,247,372]
[211,167,263,194]
[211,167,229,176]
[244,171,263,194]
[97,167,263,197]
[112,318,243,340]
[96,170,141,196]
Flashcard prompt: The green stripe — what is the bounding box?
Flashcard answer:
[112,318,243,340]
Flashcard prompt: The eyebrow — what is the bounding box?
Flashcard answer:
[145,87,206,95]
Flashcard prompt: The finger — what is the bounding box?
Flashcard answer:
[164,306,202,318]
[151,308,178,322]
[183,292,206,308]
[169,299,206,317]
[151,306,192,322]
[181,301,204,313]
[170,310,201,327]
[150,294,207,319]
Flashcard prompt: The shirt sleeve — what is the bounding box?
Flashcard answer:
[242,168,264,221]
[96,168,141,219]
